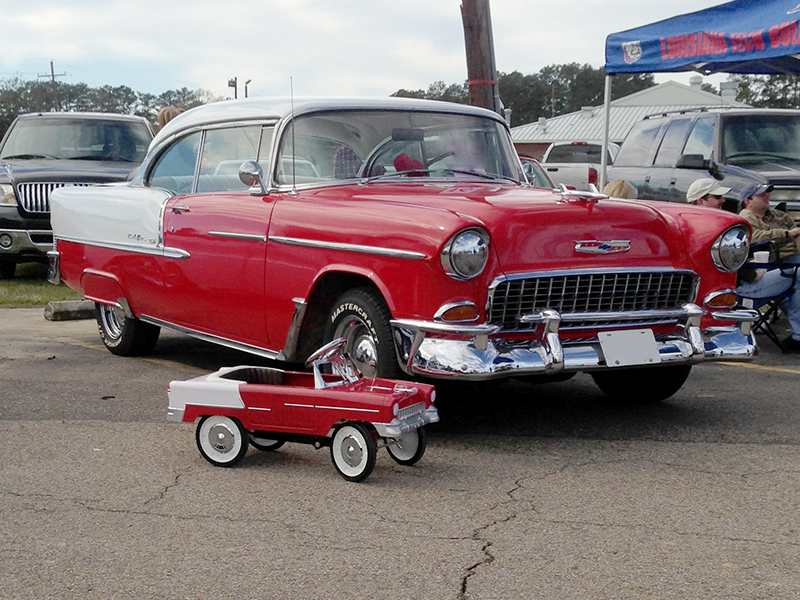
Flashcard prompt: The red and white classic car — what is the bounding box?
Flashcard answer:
[49,97,757,403]
[167,338,438,482]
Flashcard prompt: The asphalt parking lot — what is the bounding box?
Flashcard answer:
[2,307,800,599]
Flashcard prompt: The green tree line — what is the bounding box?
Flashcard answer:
[393,64,657,126]
[0,76,221,138]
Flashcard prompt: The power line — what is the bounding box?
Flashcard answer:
[38,60,66,111]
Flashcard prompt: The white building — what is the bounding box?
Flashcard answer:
[511,77,746,159]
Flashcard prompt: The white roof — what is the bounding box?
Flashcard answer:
[153,96,505,148]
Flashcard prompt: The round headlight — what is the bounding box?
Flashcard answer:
[711,224,750,272]
[0,183,16,205]
[441,228,490,280]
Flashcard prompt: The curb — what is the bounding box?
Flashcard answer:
[44,300,95,321]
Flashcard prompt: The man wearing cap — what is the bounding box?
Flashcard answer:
[739,182,800,262]
[687,179,800,352]
[686,178,731,208]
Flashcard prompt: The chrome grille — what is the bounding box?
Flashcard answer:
[398,402,426,421]
[490,270,697,330]
[16,182,91,213]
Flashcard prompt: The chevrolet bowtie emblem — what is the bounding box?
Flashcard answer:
[575,240,631,254]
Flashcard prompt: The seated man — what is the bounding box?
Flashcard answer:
[738,182,800,263]
[687,179,800,352]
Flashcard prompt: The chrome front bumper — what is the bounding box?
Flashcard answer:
[391,304,758,380]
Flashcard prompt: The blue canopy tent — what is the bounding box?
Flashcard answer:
[600,0,800,188]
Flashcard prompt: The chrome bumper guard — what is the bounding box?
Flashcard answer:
[391,304,758,380]
[166,408,185,423]
[47,250,61,285]
[373,406,440,438]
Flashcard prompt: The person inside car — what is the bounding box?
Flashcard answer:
[738,182,800,263]
[686,179,800,353]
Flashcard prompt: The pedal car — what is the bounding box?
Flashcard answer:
[167,338,438,482]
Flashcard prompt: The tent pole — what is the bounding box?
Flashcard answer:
[600,74,612,191]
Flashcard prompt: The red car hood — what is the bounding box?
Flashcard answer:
[330,183,707,274]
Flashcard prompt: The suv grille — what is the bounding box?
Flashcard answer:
[490,270,697,330]
[16,182,91,213]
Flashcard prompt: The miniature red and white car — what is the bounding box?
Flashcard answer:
[167,339,438,482]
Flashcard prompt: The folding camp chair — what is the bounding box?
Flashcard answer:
[738,246,798,353]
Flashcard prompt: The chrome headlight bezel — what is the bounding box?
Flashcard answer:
[711,224,750,273]
[441,227,490,281]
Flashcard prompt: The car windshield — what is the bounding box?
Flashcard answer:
[721,114,800,163]
[0,117,151,163]
[274,109,523,185]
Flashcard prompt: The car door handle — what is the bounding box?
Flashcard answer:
[171,205,190,214]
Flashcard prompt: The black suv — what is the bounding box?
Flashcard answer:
[0,112,154,278]
[609,108,800,220]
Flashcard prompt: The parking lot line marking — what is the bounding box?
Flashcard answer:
[720,362,800,376]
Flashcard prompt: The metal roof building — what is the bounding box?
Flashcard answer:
[511,78,747,158]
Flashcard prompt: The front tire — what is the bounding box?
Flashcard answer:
[386,427,427,465]
[330,422,377,482]
[591,365,692,404]
[96,303,160,356]
[325,288,399,378]
[196,415,249,467]
[0,260,15,279]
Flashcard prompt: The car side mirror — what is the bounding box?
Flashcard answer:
[239,160,268,195]
[706,160,724,180]
[675,154,706,169]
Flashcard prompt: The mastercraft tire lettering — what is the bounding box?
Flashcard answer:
[325,288,399,379]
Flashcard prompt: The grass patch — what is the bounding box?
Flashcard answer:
[0,263,83,307]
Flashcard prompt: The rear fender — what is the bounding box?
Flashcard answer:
[80,269,133,318]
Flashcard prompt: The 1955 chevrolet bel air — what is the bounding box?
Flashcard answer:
[48,96,758,402]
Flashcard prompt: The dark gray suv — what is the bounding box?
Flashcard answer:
[609,108,800,220]
[0,112,153,278]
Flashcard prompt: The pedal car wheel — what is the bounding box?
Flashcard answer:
[96,303,160,356]
[386,426,427,465]
[330,422,377,482]
[196,416,249,467]
[249,433,285,452]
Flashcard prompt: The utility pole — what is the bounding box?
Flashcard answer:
[460,0,501,114]
[244,79,251,98]
[228,77,238,99]
[38,60,65,111]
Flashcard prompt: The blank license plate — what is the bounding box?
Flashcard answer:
[598,329,661,367]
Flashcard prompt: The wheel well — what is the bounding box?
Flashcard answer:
[296,273,386,361]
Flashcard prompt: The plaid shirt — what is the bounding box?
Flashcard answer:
[739,207,800,258]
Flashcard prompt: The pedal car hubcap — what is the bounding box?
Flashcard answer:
[339,434,364,467]
[207,423,236,454]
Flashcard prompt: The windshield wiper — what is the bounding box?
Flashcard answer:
[360,168,432,183]
[70,155,119,161]
[443,168,519,183]
[726,151,795,161]
[1,153,58,160]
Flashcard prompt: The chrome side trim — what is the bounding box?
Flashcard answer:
[54,235,189,260]
[139,315,280,360]
[209,231,268,242]
[270,235,426,260]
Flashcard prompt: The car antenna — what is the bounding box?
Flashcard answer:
[289,78,298,196]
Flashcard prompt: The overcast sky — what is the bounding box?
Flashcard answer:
[1,0,731,101]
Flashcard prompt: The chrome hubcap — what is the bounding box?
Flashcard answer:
[100,305,125,339]
[339,434,364,468]
[334,316,378,377]
[207,423,236,454]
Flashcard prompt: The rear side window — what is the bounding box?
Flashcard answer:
[546,144,605,164]
[614,119,666,167]
[148,132,202,195]
[196,126,261,193]
[654,119,692,166]
[684,117,715,160]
